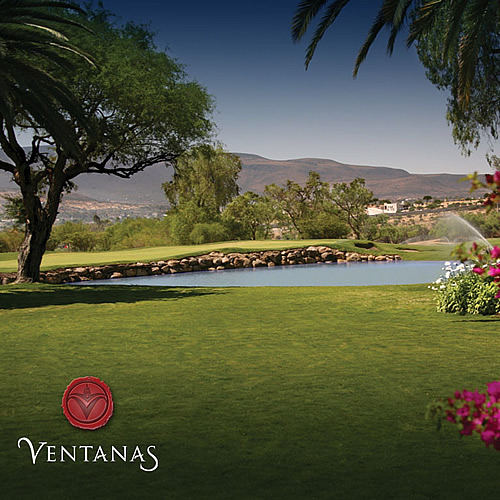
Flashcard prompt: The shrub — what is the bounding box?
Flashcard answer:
[48,222,98,251]
[102,218,169,250]
[189,222,230,244]
[0,229,23,252]
[431,262,500,315]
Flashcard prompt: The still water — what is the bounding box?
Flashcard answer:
[74,260,447,287]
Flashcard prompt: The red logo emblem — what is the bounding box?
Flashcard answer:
[62,377,113,430]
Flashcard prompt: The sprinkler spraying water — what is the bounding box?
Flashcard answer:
[431,213,492,248]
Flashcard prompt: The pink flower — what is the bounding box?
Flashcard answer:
[487,381,500,402]
[481,430,496,446]
[473,267,485,275]
[471,390,486,406]
[487,267,500,278]
[456,406,470,417]
[491,246,500,260]
[494,171,500,185]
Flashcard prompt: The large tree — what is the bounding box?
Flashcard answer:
[223,192,275,240]
[163,145,241,245]
[163,145,241,215]
[292,0,500,108]
[329,178,374,239]
[265,171,350,238]
[0,8,213,282]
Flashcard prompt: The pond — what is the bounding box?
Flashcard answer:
[73,260,447,287]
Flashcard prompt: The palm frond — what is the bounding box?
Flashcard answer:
[304,0,351,69]
[384,0,414,55]
[353,9,386,76]
[291,0,330,42]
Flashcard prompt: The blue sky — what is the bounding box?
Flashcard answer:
[102,0,494,174]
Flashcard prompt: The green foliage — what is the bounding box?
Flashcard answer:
[46,218,170,252]
[164,145,240,214]
[165,202,212,245]
[189,222,230,245]
[223,191,275,240]
[300,211,349,239]
[0,5,214,281]
[329,177,373,239]
[462,212,500,238]
[365,215,429,243]
[67,13,214,166]
[101,218,170,250]
[265,171,346,239]
[0,194,25,228]
[48,221,98,252]
[416,6,499,154]
[163,145,241,244]
[434,271,500,315]
[0,228,23,252]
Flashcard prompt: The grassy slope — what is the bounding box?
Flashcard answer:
[3,238,494,273]
[1,284,499,499]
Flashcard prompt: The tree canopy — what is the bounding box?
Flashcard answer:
[265,171,353,239]
[416,7,499,154]
[163,145,240,215]
[0,6,214,281]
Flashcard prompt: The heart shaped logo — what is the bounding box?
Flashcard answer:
[62,377,113,430]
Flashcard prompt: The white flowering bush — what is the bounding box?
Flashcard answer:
[430,262,500,315]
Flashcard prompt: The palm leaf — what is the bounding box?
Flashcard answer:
[291,0,330,42]
[353,9,386,76]
[304,0,351,69]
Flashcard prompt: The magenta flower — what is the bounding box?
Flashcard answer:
[471,390,486,405]
[487,382,500,402]
[481,430,496,446]
[491,246,500,260]
[460,420,474,435]
[473,267,485,275]
[488,267,500,278]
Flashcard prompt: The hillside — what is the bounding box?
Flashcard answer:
[0,152,486,208]
[236,154,483,200]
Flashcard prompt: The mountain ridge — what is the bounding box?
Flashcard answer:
[0,151,485,204]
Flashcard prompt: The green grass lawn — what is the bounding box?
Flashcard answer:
[3,238,494,273]
[1,283,499,499]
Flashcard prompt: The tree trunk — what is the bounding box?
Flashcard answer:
[16,217,52,283]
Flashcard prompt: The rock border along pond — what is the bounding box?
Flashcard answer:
[1,246,401,285]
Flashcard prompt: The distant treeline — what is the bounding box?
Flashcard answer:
[1,209,498,253]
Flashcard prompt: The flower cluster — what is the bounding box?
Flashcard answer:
[428,261,470,291]
[455,243,500,299]
[467,171,500,211]
[436,381,500,450]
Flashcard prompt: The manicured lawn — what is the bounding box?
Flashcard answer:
[0,239,465,273]
[1,283,499,499]
[2,238,498,273]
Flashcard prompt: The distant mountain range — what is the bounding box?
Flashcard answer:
[0,152,486,205]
